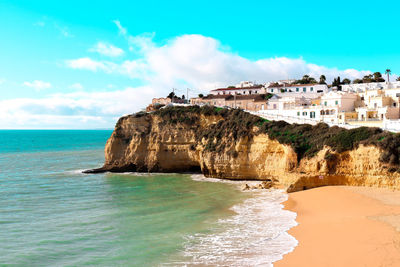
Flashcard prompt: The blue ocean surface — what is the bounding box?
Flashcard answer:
[1,130,268,266]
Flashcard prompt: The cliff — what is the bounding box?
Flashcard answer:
[85,106,400,192]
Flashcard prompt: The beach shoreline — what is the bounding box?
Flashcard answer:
[275,186,400,267]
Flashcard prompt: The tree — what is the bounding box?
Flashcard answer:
[332,76,342,90]
[295,75,317,84]
[373,72,385,82]
[397,76,400,82]
[167,91,176,99]
[353,79,363,84]
[362,74,373,83]
[342,78,351,84]
[319,75,327,84]
[385,69,392,83]
[182,95,185,100]
[198,93,204,98]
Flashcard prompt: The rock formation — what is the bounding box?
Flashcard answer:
[85,106,400,192]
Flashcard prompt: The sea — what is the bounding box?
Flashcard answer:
[0,130,297,267]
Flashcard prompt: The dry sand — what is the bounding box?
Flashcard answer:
[275,186,400,267]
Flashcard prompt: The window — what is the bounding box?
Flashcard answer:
[303,87,306,92]
[271,89,274,93]
[324,101,327,106]
[335,100,338,105]
[310,87,314,91]
[296,88,299,92]
[255,91,257,94]
[297,112,300,116]
[273,104,277,109]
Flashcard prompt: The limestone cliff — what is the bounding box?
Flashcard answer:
[85,106,400,192]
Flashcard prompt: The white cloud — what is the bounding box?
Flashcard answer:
[23,80,52,91]
[65,57,113,72]
[69,83,84,90]
[67,33,370,92]
[9,28,374,129]
[0,86,156,129]
[90,42,124,57]
[113,20,127,36]
[128,33,155,53]
[65,57,148,79]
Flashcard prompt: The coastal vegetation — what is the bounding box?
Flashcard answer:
[151,106,400,168]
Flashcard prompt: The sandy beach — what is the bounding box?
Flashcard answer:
[275,186,400,267]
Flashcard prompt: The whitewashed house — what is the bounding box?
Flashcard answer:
[210,85,264,96]
[265,83,328,95]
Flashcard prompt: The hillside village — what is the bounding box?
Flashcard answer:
[149,71,400,131]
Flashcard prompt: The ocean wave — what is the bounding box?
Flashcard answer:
[164,182,298,266]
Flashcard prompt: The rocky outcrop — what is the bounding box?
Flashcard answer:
[85,108,400,192]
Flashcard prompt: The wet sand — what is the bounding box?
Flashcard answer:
[275,186,400,267]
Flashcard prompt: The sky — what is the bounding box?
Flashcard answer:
[1,0,399,129]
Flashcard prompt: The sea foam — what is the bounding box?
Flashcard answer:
[164,175,298,266]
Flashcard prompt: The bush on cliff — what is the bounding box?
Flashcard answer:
[135,106,400,166]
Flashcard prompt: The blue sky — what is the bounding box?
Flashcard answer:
[0,0,399,128]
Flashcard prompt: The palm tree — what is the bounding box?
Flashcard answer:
[385,69,391,83]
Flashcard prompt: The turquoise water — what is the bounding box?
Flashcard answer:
[0,130,250,266]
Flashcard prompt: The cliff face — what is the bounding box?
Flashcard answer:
[88,107,400,192]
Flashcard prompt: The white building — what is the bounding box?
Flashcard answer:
[235,81,256,88]
[342,81,400,93]
[210,85,264,96]
[261,91,359,123]
[320,91,359,112]
[265,83,328,95]
[267,95,310,111]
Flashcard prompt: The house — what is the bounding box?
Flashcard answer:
[320,91,359,112]
[267,95,310,111]
[318,91,359,123]
[209,85,264,96]
[152,97,186,106]
[265,83,328,95]
[354,89,400,121]
[152,97,172,106]
[199,94,233,107]
[342,81,400,93]
[225,94,268,111]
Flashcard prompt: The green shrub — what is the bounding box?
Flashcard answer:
[132,106,400,167]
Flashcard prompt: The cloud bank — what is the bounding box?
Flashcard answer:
[89,42,124,57]
[0,86,155,129]
[2,23,372,128]
[23,80,52,91]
